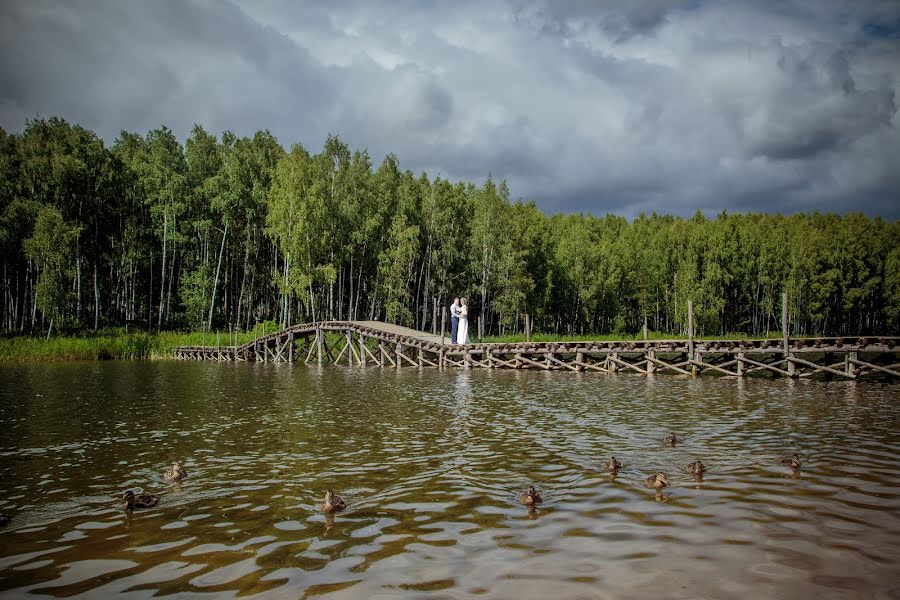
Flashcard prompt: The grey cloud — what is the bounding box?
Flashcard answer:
[514,0,697,41]
[1,0,899,218]
[0,0,335,141]
[741,43,897,161]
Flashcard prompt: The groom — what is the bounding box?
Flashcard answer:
[450,297,461,344]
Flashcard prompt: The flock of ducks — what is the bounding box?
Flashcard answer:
[0,441,805,525]
[519,433,803,508]
[120,462,349,515]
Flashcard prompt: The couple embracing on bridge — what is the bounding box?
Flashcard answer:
[449,297,470,344]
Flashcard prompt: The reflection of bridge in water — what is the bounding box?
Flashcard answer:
[173,319,899,380]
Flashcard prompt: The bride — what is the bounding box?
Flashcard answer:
[457,298,469,344]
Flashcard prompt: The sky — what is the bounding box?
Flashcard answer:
[1,0,899,218]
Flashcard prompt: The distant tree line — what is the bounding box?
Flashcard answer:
[1,117,898,338]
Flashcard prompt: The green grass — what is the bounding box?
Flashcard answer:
[0,328,260,362]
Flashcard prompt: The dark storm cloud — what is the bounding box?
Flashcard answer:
[1,0,898,218]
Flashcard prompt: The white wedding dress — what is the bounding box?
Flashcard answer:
[457,306,469,344]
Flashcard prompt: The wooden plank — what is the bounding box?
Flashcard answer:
[396,346,418,367]
[334,339,349,364]
[361,341,380,365]
[517,354,550,370]
[741,356,792,377]
[690,359,737,377]
[379,342,396,367]
[546,353,579,372]
[849,359,900,378]
[607,355,648,374]
[419,353,439,368]
[443,356,465,368]
[490,355,518,369]
[347,336,361,365]
[571,359,610,372]
[645,355,692,375]
[788,356,855,378]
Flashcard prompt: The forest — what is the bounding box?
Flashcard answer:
[1,117,899,341]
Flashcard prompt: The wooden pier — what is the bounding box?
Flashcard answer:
[173,319,899,380]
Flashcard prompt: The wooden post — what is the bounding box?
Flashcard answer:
[609,351,619,373]
[359,334,366,366]
[432,297,438,334]
[396,342,402,369]
[288,332,294,363]
[575,350,584,372]
[847,351,858,376]
[687,301,698,375]
[687,300,694,358]
[525,313,531,343]
[346,330,353,366]
[646,349,656,373]
[783,292,794,376]
[737,351,744,377]
[317,327,323,365]
[440,306,446,345]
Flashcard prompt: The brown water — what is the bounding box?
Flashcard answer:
[0,362,898,599]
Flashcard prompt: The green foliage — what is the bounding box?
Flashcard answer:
[23,206,80,323]
[179,263,213,329]
[1,116,897,346]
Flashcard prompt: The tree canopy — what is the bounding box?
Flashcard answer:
[1,117,897,338]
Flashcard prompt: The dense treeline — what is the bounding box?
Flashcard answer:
[1,117,898,339]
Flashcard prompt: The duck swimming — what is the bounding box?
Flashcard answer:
[321,490,346,513]
[780,454,802,469]
[605,457,623,472]
[519,486,543,507]
[664,432,677,445]
[163,462,188,482]
[643,473,670,490]
[686,461,706,476]
[123,490,159,510]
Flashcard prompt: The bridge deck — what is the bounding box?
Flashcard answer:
[350,320,446,345]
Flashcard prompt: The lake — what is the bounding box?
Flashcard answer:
[0,362,898,598]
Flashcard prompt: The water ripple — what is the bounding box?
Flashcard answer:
[0,363,898,598]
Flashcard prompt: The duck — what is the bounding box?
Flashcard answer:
[320,489,346,514]
[163,462,188,482]
[0,513,10,526]
[780,454,802,469]
[664,432,677,445]
[123,490,159,510]
[643,473,670,490]
[604,457,623,472]
[686,460,706,476]
[519,485,543,507]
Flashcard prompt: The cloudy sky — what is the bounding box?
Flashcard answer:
[1,0,899,217]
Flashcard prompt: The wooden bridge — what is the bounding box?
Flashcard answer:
[173,320,900,379]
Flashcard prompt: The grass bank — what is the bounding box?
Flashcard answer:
[0,329,259,362]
